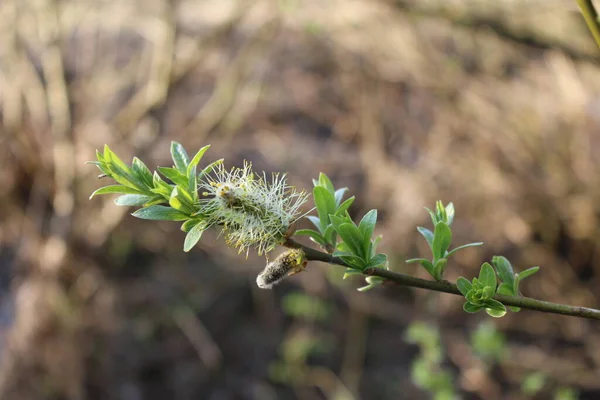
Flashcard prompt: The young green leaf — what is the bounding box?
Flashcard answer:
[445,202,455,226]
[114,194,156,206]
[184,221,207,252]
[169,188,194,214]
[484,299,507,318]
[492,256,515,287]
[306,215,322,232]
[342,268,363,279]
[89,185,145,199]
[187,145,210,176]
[181,218,204,232]
[294,229,326,244]
[158,167,188,188]
[463,302,483,313]
[334,196,355,216]
[446,242,483,258]
[336,223,365,258]
[406,258,435,276]
[103,146,143,189]
[416,227,434,248]
[496,282,514,296]
[358,209,377,244]
[132,205,189,221]
[188,164,197,199]
[313,186,336,231]
[432,222,452,260]
[478,262,497,292]
[518,266,540,281]
[456,277,472,297]
[198,159,224,180]
[171,141,190,173]
[432,258,447,281]
[334,187,348,207]
[132,157,153,188]
[368,253,387,269]
[317,173,335,193]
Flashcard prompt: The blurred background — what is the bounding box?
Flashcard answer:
[1,0,600,399]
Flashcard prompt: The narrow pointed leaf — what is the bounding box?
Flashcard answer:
[313,186,336,231]
[114,194,156,206]
[518,266,540,281]
[132,157,153,188]
[184,221,207,252]
[446,242,484,258]
[417,226,434,248]
[334,188,348,207]
[89,185,144,199]
[158,167,188,187]
[318,173,334,193]
[358,209,377,243]
[306,215,322,232]
[187,145,210,176]
[334,196,355,216]
[336,223,365,258]
[432,222,452,260]
[132,205,189,221]
[171,141,190,173]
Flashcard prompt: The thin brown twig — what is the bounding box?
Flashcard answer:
[283,239,600,321]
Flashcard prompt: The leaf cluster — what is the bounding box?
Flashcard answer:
[294,173,387,291]
[407,201,482,281]
[88,142,221,251]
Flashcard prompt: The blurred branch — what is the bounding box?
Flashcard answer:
[283,239,600,321]
[577,0,600,50]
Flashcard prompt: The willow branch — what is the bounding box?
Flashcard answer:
[283,239,600,321]
[577,0,600,50]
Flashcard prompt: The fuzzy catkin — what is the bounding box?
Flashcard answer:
[256,249,307,289]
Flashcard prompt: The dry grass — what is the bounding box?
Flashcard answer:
[1,0,600,399]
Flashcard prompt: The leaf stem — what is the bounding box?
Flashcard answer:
[577,0,600,50]
[283,239,600,321]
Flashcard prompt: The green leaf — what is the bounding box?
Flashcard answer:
[518,266,540,281]
[317,173,334,193]
[334,187,348,207]
[496,282,514,296]
[89,185,145,199]
[336,223,365,258]
[188,164,197,200]
[187,145,210,176]
[417,227,434,248]
[432,258,447,281]
[492,256,515,287]
[432,222,452,260]
[171,141,190,173]
[484,299,507,318]
[198,159,223,180]
[358,209,377,244]
[425,206,436,226]
[456,277,472,296]
[306,216,322,232]
[343,268,363,279]
[334,196,355,216]
[184,221,207,252]
[294,229,325,243]
[463,302,483,313]
[181,218,203,232]
[131,157,153,188]
[445,202,455,226]
[368,253,387,269]
[446,242,484,258]
[406,258,435,276]
[313,186,336,231]
[169,187,194,214]
[478,262,497,292]
[158,167,189,187]
[103,145,142,189]
[114,194,156,206]
[323,224,337,246]
[132,205,189,221]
